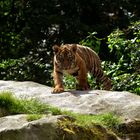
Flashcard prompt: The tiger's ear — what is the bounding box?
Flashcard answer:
[52,45,60,54]
[71,44,77,53]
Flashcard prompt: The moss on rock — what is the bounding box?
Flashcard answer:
[57,115,119,140]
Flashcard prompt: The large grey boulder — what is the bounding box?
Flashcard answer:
[0,114,119,140]
[0,80,140,140]
[0,80,140,120]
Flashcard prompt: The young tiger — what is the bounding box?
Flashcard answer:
[52,44,111,93]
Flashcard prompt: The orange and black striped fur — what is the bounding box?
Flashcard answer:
[52,44,111,93]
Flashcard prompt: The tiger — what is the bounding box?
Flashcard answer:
[52,44,111,93]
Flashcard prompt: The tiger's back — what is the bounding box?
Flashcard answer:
[72,44,101,72]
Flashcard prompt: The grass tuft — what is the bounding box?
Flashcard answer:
[63,111,122,130]
[0,91,62,116]
[26,114,44,122]
[0,91,17,111]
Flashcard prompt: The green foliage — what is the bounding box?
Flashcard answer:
[1,0,140,86]
[87,73,97,89]
[103,21,140,94]
[79,32,101,53]
[97,113,121,130]
[60,111,122,131]
[0,91,16,111]
[63,73,98,90]
[0,57,52,85]
[63,75,76,90]
[26,114,44,122]
[135,88,140,95]
[0,91,62,116]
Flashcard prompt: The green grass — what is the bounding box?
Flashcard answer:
[63,111,121,130]
[26,114,44,122]
[0,91,62,115]
[0,91,122,130]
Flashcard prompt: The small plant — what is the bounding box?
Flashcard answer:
[0,91,17,112]
[26,114,44,122]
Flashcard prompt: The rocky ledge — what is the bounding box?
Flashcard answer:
[0,114,119,140]
[0,80,140,140]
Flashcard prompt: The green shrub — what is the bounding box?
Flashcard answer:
[0,57,52,85]
[79,32,101,54]
[103,21,140,93]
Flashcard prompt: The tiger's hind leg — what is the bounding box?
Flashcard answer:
[92,68,112,90]
[95,79,100,90]
[96,76,112,90]
[102,77,112,90]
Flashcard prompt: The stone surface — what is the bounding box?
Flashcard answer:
[118,120,140,140]
[0,80,140,140]
[0,114,119,140]
[0,114,60,140]
[0,80,140,120]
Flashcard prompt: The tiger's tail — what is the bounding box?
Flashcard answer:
[91,67,112,90]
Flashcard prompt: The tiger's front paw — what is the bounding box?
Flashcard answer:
[52,87,64,93]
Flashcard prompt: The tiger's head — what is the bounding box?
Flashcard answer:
[53,44,77,70]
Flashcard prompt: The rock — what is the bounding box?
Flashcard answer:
[0,80,140,120]
[0,114,119,140]
[0,80,140,140]
[0,114,60,140]
[118,119,140,140]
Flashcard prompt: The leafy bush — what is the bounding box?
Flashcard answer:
[0,56,52,85]
[63,74,98,90]
[103,21,140,94]
[79,32,101,53]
